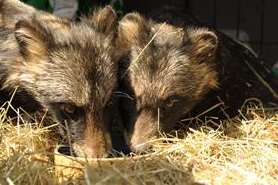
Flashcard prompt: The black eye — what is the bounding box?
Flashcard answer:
[165,96,180,108]
[50,102,84,122]
[56,103,82,120]
[61,104,77,115]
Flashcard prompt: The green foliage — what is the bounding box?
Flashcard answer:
[22,0,53,12]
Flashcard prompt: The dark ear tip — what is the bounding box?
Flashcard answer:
[101,5,117,18]
[103,5,114,13]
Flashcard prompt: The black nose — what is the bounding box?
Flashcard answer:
[110,129,131,156]
[57,145,77,157]
[130,143,152,154]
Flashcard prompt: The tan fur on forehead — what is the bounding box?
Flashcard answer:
[130,63,218,102]
[16,41,115,107]
[128,45,218,100]
[129,50,186,95]
[151,23,187,46]
[4,54,92,106]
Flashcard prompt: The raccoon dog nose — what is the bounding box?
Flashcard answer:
[130,142,152,154]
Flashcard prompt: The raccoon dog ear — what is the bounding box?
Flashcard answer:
[86,5,117,34]
[14,19,48,60]
[186,28,219,94]
[187,28,218,63]
[117,13,149,50]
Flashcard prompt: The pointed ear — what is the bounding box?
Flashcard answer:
[14,19,48,60]
[186,28,219,93]
[187,28,218,62]
[117,13,149,50]
[86,5,117,34]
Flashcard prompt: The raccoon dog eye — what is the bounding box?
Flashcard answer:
[60,103,77,115]
[50,102,84,122]
[165,96,180,108]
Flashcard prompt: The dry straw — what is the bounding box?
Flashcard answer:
[0,98,277,185]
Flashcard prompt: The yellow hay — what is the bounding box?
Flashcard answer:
[0,100,277,185]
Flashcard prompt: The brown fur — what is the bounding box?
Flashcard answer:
[117,13,219,153]
[0,0,35,28]
[0,0,69,29]
[0,4,119,158]
[82,6,117,35]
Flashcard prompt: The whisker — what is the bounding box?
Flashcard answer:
[113,91,134,100]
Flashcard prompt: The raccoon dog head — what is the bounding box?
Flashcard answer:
[6,6,118,158]
[118,13,218,153]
